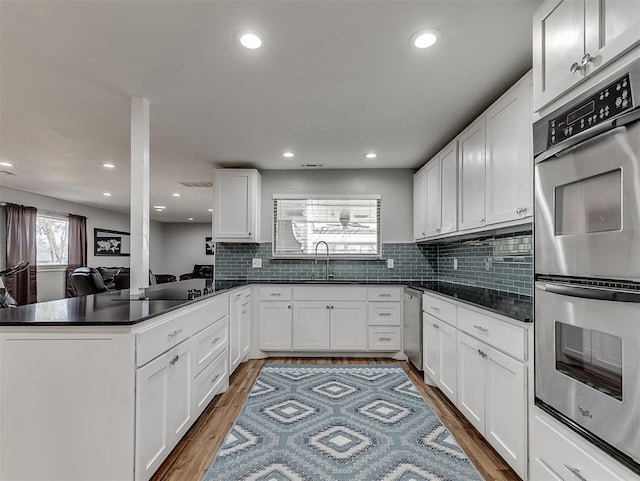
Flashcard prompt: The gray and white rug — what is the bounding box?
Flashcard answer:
[203,364,484,481]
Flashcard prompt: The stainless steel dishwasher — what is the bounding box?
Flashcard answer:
[403,287,423,370]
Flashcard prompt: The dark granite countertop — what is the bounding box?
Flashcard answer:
[0,278,532,326]
[0,279,221,326]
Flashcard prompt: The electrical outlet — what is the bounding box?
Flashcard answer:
[252,258,262,268]
[387,259,394,269]
[453,258,458,270]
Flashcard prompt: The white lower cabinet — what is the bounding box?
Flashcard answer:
[293,301,331,350]
[423,314,457,404]
[258,300,293,350]
[229,288,251,373]
[330,301,367,351]
[457,330,527,478]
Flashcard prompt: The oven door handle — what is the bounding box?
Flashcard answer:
[535,108,640,164]
[538,281,640,303]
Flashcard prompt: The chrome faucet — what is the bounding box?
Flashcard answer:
[314,241,331,281]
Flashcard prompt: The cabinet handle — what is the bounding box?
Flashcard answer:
[379,337,391,341]
[248,232,252,236]
[432,323,439,329]
[378,293,391,297]
[270,292,282,296]
[581,53,592,67]
[477,349,487,359]
[430,306,440,311]
[169,354,179,365]
[168,329,183,338]
[288,305,292,309]
[330,305,334,309]
[209,337,221,345]
[326,305,331,309]
[480,217,485,223]
[564,464,588,481]
[379,312,391,317]
[570,62,581,74]
[436,227,441,232]
[516,207,522,214]
[210,374,220,384]
[473,325,488,333]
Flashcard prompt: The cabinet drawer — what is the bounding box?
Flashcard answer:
[422,293,457,326]
[293,286,367,301]
[457,307,525,361]
[136,313,195,367]
[368,287,402,301]
[368,327,401,351]
[193,295,228,334]
[368,302,401,326]
[531,414,628,481]
[193,350,228,416]
[193,317,228,377]
[259,285,292,301]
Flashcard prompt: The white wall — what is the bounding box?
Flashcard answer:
[160,223,214,279]
[259,169,414,243]
[0,186,166,301]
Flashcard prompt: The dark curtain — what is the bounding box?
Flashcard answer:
[4,203,38,305]
[66,214,87,297]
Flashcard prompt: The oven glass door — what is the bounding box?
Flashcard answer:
[535,282,640,465]
[535,120,640,280]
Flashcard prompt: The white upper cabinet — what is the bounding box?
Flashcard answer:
[425,159,442,237]
[485,74,533,225]
[458,116,487,231]
[439,140,458,235]
[213,169,261,242]
[413,168,428,241]
[533,0,640,111]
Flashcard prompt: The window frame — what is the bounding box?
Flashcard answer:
[35,212,70,269]
[271,194,382,260]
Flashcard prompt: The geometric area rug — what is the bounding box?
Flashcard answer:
[202,364,484,481]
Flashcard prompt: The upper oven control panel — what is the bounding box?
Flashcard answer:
[548,73,634,147]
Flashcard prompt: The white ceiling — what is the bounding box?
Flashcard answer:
[0,0,541,223]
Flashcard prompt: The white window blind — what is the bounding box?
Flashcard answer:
[36,213,69,266]
[273,195,381,258]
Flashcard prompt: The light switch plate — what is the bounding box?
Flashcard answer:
[387,259,394,269]
[252,258,263,268]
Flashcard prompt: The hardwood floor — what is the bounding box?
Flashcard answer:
[150,357,521,481]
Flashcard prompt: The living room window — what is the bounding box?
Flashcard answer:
[36,213,69,266]
[272,195,381,258]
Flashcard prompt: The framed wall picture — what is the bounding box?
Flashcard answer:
[205,237,215,255]
[94,228,130,256]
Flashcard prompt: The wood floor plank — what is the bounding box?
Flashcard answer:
[151,358,521,481]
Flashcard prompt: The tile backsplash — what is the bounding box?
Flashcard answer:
[215,230,533,296]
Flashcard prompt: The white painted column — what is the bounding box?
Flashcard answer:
[130,97,150,297]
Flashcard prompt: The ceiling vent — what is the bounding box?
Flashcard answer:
[178,181,213,188]
[299,164,324,168]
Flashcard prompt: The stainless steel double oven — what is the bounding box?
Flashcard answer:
[534,56,640,473]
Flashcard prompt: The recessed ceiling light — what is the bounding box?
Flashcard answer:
[153,205,166,210]
[102,163,115,169]
[103,192,112,197]
[0,161,14,167]
[172,193,181,197]
[283,152,295,158]
[188,217,194,221]
[411,29,440,49]
[239,33,262,49]
[365,152,378,159]
[208,208,213,212]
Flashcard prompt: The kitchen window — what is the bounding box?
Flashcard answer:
[36,213,69,266]
[272,195,381,258]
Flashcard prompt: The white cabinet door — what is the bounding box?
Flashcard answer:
[229,293,241,373]
[440,140,458,234]
[423,314,440,383]
[166,341,193,447]
[293,302,330,350]
[136,355,170,481]
[213,169,260,242]
[330,302,367,351]
[485,345,527,479]
[413,168,428,240]
[458,117,486,231]
[485,76,532,225]
[240,296,251,359]
[425,159,441,237]
[438,320,458,404]
[259,301,293,350]
[533,0,586,110]
[585,0,640,75]
[456,332,486,434]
